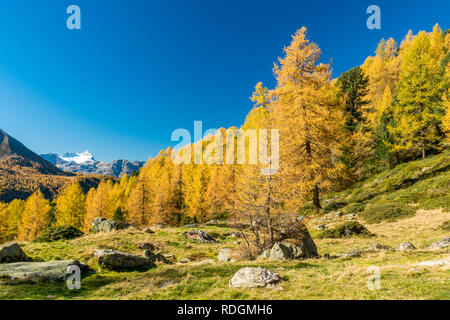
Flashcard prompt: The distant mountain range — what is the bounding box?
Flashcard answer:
[40,151,144,178]
[0,129,101,202]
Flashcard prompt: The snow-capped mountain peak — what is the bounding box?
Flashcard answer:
[40,151,145,178]
[60,150,95,164]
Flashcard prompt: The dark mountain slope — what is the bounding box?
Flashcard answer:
[0,130,102,202]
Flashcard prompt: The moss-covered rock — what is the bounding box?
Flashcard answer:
[34,225,84,242]
[319,222,375,238]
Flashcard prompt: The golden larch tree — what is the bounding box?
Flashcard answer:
[18,190,51,241]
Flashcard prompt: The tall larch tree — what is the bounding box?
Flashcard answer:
[232,82,284,248]
[55,182,86,229]
[272,27,345,214]
[388,29,446,159]
[126,168,153,227]
[18,190,51,241]
[0,199,24,242]
[84,180,114,231]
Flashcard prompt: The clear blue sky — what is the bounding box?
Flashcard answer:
[0,0,448,162]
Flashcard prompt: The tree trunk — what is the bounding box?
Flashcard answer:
[421,139,426,159]
[313,185,322,214]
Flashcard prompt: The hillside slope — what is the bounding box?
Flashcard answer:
[315,148,450,224]
[0,150,448,300]
[0,130,102,202]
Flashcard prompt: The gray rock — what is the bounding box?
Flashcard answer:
[0,260,85,284]
[0,242,31,264]
[184,230,217,243]
[143,250,170,264]
[346,214,356,221]
[94,250,152,270]
[397,242,416,251]
[416,259,449,267]
[428,237,450,250]
[179,258,191,264]
[183,224,198,228]
[326,248,362,259]
[205,220,219,225]
[90,217,132,233]
[258,236,318,261]
[138,242,155,251]
[162,254,176,260]
[218,248,233,262]
[316,224,327,230]
[229,267,281,288]
[365,243,393,253]
[341,248,362,258]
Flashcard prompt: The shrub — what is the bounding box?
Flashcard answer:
[113,207,124,222]
[319,222,375,238]
[34,225,84,242]
[441,221,450,231]
[343,202,366,215]
[180,215,197,226]
[361,202,416,224]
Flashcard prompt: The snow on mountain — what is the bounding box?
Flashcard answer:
[59,151,95,164]
[40,151,144,178]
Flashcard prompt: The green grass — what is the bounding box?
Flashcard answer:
[1,149,449,300]
[361,203,416,224]
[441,221,450,231]
[324,149,450,224]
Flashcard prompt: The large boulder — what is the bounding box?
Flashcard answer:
[90,217,132,233]
[0,242,31,263]
[94,249,153,270]
[0,260,85,284]
[184,230,217,243]
[258,236,318,261]
[258,242,294,261]
[229,267,281,288]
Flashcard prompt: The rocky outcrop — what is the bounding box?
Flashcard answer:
[340,248,362,258]
[416,259,449,267]
[258,237,318,261]
[229,267,281,288]
[90,217,132,233]
[184,230,217,243]
[0,260,85,283]
[428,237,450,250]
[41,152,145,178]
[0,242,31,264]
[324,248,362,259]
[365,243,393,253]
[397,242,416,251]
[143,250,170,264]
[94,250,152,270]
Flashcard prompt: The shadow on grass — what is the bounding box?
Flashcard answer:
[0,272,118,300]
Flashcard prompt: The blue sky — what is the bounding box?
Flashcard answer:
[0,0,448,162]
